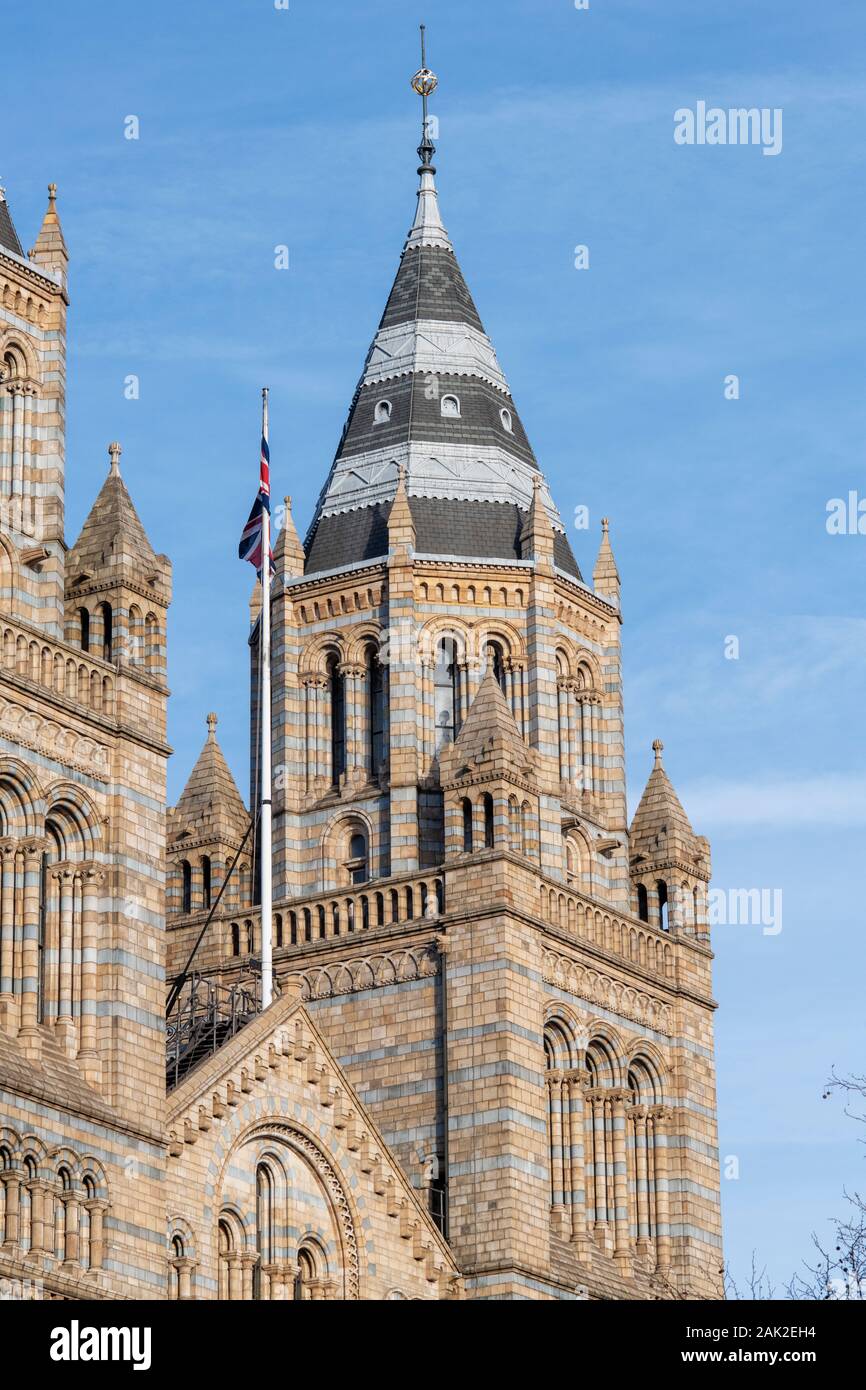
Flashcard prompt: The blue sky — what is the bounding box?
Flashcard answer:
[5,0,865,1291]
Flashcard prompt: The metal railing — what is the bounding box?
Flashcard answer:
[165,971,263,1090]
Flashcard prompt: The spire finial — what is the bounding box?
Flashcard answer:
[48,182,57,203]
[108,441,122,476]
[652,738,664,768]
[601,516,609,533]
[411,23,438,172]
[207,712,218,739]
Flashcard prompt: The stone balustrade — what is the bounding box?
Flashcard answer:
[1,615,115,716]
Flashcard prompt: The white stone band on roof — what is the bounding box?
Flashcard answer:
[404,169,453,252]
[363,319,511,394]
[316,440,566,529]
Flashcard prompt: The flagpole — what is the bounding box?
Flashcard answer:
[260,386,273,1008]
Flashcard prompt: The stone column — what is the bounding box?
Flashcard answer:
[567,687,580,794]
[18,841,44,1043]
[56,866,75,1036]
[633,1105,651,1256]
[556,682,569,783]
[78,867,102,1072]
[10,386,23,497]
[28,1177,47,1254]
[1,1172,20,1249]
[264,1261,295,1300]
[240,1251,257,1300]
[226,1252,242,1301]
[340,663,362,781]
[566,1069,590,1254]
[420,659,435,771]
[547,1072,567,1233]
[62,1192,80,1265]
[590,1092,608,1242]
[611,1090,631,1271]
[0,842,16,1021]
[85,1199,107,1270]
[651,1105,672,1271]
[175,1257,196,1300]
[580,699,591,796]
[305,678,319,790]
[22,387,34,528]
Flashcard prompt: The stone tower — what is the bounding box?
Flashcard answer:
[167,74,724,1299]
[0,185,172,1297]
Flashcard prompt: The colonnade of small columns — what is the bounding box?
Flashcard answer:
[216,1251,337,1301]
[1,378,39,500]
[300,658,387,792]
[0,1165,108,1270]
[1,621,115,714]
[444,787,538,861]
[546,1069,671,1274]
[224,873,445,958]
[0,838,102,1064]
[556,679,601,796]
[633,874,710,942]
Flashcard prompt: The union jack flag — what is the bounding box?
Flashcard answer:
[238,432,274,573]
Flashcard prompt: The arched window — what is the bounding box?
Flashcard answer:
[500,407,513,432]
[170,1234,185,1299]
[218,1218,235,1300]
[180,860,192,914]
[78,607,90,653]
[56,1166,72,1261]
[433,637,459,747]
[201,856,212,910]
[255,1163,274,1298]
[657,880,669,932]
[367,646,385,774]
[295,1245,318,1301]
[81,1175,96,1270]
[327,654,345,786]
[373,399,392,424]
[231,922,240,956]
[544,1020,576,1209]
[345,826,369,885]
[440,394,460,418]
[128,605,143,664]
[99,602,113,662]
[145,611,160,671]
[637,883,649,923]
[2,348,22,382]
[483,793,495,849]
[461,798,473,853]
[563,831,580,886]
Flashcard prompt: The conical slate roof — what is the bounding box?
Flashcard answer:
[169,714,250,846]
[68,444,158,573]
[304,131,581,580]
[442,669,534,781]
[629,741,699,863]
[0,189,24,258]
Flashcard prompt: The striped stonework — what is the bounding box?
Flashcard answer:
[164,137,724,1299]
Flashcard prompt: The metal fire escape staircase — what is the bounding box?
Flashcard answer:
[166,972,265,1091]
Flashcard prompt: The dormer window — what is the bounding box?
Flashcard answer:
[374,400,392,424]
[500,407,513,432]
[440,394,460,418]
